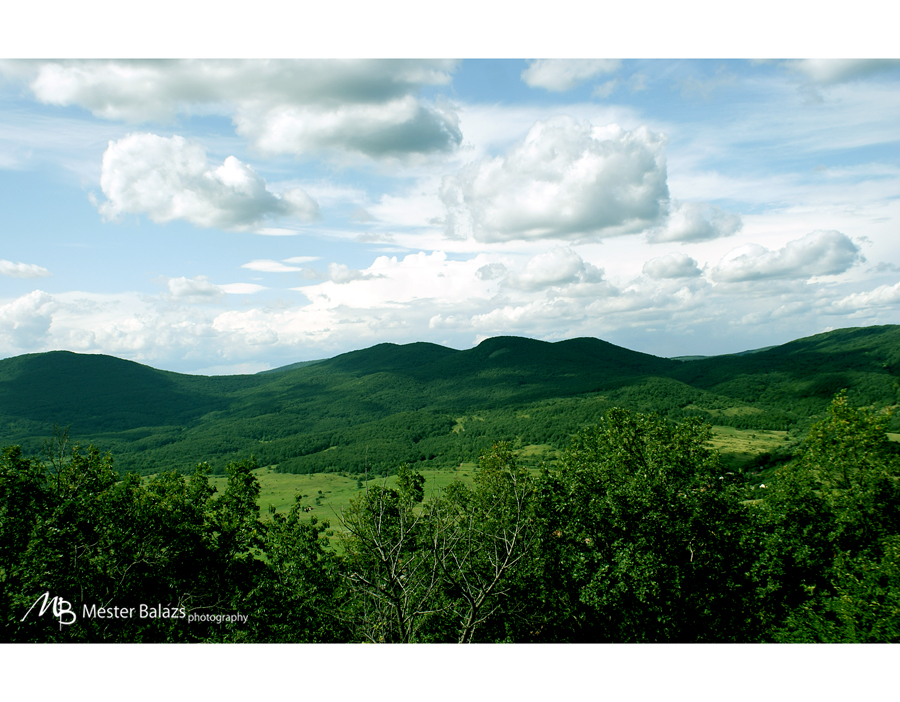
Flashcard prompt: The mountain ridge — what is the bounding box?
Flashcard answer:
[1,325,898,475]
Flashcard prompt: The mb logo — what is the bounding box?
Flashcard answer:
[21,592,77,629]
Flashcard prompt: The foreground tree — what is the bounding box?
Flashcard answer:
[237,499,347,642]
[754,393,900,641]
[0,441,290,642]
[532,408,758,642]
[428,442,537,642]
[339,447,538,643]
[339,463,442,642]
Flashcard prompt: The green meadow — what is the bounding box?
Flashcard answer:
[205,463,478,524]
[202,427,801,526]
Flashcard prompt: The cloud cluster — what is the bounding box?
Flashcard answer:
[711,230,861,283]
[642,253,702,279]
[17,60,462,159]
[0,233,892,372]
[0,259,51,278]
[648,200,742,243]
[96,133,319,231]
[441,117,668,242]
[829,281,900,313]
[521,59,621,92]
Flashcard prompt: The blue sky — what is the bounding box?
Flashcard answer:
[1,55,899,373]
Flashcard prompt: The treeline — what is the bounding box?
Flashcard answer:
[2,394,898,642]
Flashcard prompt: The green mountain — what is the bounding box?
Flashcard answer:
[1,326,898,475]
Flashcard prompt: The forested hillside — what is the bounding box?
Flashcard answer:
[0,326,898,475]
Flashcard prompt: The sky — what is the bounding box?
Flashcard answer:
[1,54,899,374]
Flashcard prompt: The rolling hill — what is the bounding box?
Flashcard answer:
[1,325,898,475]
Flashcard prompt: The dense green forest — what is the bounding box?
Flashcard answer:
[3,394,898,642]
[1,325,899,476]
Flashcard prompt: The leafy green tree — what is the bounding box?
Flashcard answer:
[0,446,53,640]
[235,499,348,642]
[777,535,900,642]
[533,408,757,642]
[1,438,282,642]
[755,392,900,641]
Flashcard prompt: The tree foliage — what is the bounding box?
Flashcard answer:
[531,409,756,642]
[754,392,900,641]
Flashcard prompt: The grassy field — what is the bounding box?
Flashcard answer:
[199,428,792,526]
[206,463,479,526]
[195,424,892,546]
[708,426,792,469]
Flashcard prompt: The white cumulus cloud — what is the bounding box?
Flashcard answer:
[16,59,462,159]
[0,290,56,349]
[166,276,223,299]
[642,253,703,279]
[711,230,861,283]
[505,247,603,291]
[236,96,461,159]
[0,259,51,278]
[648,200,742,243]
[441,116,668,243]
[96,133,319,231]
[521,59,621,92]
[828,281,900,313]
[327,263,381,284]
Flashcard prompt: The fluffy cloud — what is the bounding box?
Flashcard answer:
[476,263,507,281]
[0,290,55,349]
[96,133,318,231]
[0,259,51,278]
[642,253,702,279]
[711,230,861,283]
[300,252,481,302]
[327,263,381,284]
[521,60,621,92]
[18,59,461,159]
[648,200,742,243]
[788,59,900,85]
[505,247,603,291]
[828,281,900,313]
[236,97,461,159]
[166,276,223,299]
[441,117,668,242]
